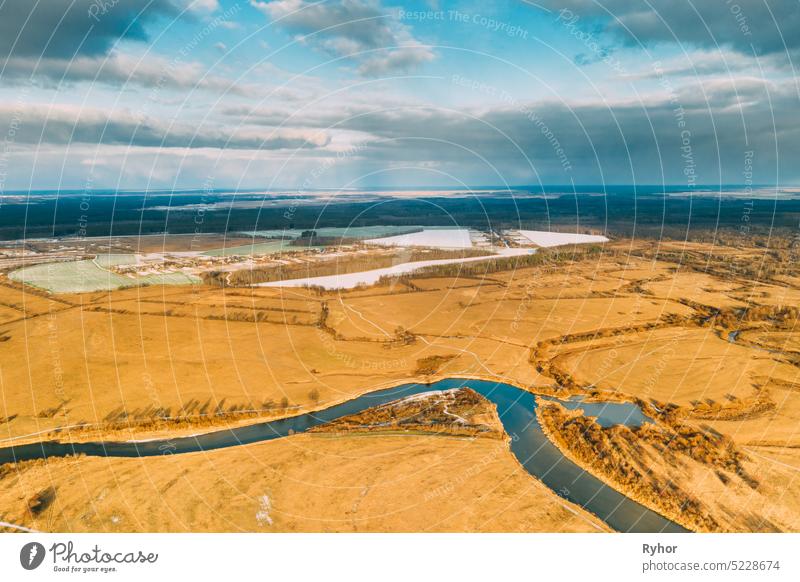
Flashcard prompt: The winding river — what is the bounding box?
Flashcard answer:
[0,378,686,533]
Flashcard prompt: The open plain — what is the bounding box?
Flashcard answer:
[1,234,799,532]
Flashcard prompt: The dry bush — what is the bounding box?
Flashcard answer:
[312,388,501,439]
[539,401,759,532]
[414,354,457,375]
[27,486,57,516]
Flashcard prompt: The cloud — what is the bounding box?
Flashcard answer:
[220,87,419,129]
[543,0,800,60]
[0,0,181,59]
[0,1,250,93]
[250,0,434,75]
[357,43,435,75]
[6,80,798,188]
[255,0,393,47]
[625,49,768,81]
[225,78,799,184]
[0,104,330,150]
[187,0,220,12]
[1,53,255,95]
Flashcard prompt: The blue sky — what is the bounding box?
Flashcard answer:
[0,0,798,190]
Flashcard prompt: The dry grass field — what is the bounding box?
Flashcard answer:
[549,327,798,405]
[539,402,800,533]
[0,391,606,533]
[2,235,800,531]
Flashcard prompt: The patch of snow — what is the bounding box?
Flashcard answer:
[256,495,273,526]
[366,228,473,249]
[256,247,534,290]
[442,403,468,424]
[376,388,471,423]
[379,388,461,406]
[513,230,608,248]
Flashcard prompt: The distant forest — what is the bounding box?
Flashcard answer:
[2,191,798,241]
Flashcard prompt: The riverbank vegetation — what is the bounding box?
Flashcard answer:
[201,247,493,287]
[539,399,800,532]
[311,388,503,439]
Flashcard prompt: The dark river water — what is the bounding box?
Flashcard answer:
[0,378,686,533]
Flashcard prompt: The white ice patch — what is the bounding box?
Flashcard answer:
[256,495,273,526]
[366,228,473,249]
[513,230,609,248]
[256,247,534,290]
[378,388,461,407]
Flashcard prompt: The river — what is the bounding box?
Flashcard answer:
[0,378,686,533]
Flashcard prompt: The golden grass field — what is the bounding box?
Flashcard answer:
[1,237,800,532]
[1,390,607,533]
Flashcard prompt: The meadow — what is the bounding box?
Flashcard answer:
[1,233,799,532]
[9,259,200,293]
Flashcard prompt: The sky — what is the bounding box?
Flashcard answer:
[0,0,798,191]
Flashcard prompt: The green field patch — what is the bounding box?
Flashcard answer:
[9,260,200,293]
[202,240,292,257]
[137,272,202,286]
[93,254,139,267]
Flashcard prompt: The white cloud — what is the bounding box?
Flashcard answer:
[0,103,330,150]
[183,0,220,13]
[357,43,434,76]
[1,53,260,97]
[250,0,435,75]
